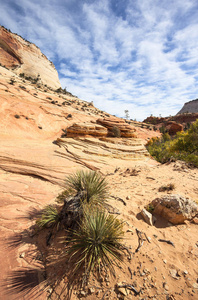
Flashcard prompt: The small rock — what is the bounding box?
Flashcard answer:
[163,259,167,264]
[183,270,188,275]
[88,287,95,294]
[193,217,198,224]
[117,287,128,296]
[193,283,198,289]
[169,269,179,279]
[80,290,86,296]
[19,252,25,258]
[163,283,169,291]
[140,208,156,226]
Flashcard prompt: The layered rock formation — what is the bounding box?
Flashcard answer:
[97,116,137,137]
[66,122,108,137]
[177,98,198,114]
[0,26,61,89]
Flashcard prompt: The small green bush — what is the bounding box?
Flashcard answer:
[65,170,109,206]
[110,126,121,137]
[36,205,60,229]
[159,183,175,192]
[64,209,125,277]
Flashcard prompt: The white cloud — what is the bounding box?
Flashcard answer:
[0,0,198,120]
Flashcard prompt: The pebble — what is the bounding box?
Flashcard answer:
[163,259,167,264]
[80,290,86,296]
[19,252,25,258]
[88,287,95,294]
[163,283,169,291]
[183,270,188,275]
[193,283,198,289]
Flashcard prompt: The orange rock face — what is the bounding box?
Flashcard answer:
[97,117,137,137]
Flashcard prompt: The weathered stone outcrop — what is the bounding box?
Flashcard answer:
[97,117,137,138]
[177,98,198,114]
[151,194,198,224]
[66,122,108,137]
[0,26,61,89]
[166,121,183,135]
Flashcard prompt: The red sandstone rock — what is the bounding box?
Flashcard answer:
[166,121,183,135]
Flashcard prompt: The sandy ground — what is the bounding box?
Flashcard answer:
[1,160,197,300]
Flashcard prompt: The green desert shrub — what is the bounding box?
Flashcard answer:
[146,120,198,167]
[64,170,109,206]
[64,209,125,277]
[50,170,109,229]
[110,126,121,137]
[159,183,175,192]
[36,205,60,229]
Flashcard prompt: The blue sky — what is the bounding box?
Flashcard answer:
[1,0,198,120]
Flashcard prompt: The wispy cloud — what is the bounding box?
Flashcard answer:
[0,0,198,120]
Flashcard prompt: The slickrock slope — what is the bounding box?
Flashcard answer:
[0,26,61,89]
[0,30,197,300]
[177,98,198,114]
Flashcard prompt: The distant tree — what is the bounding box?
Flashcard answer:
[124,110,130,120]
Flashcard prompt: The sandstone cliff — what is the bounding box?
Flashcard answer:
[177,98,198,114]
[0,26,61,89]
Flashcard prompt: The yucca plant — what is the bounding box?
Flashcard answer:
[64,209,125,278]
[64,170,109,206]
[36,205,60,229]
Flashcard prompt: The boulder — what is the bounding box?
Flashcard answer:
[151,194,198,224]
[97,117,136,138]
[166,122,183,135]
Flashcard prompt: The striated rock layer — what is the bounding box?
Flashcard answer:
[97,116,137,137]
[66,122,108,137]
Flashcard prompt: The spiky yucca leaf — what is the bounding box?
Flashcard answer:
[36,205,60,229]
[65,170,109,205]
[64,209,125,277]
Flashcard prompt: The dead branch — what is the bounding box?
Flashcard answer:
[135,229,144,252]
[117,284,140,296]
[158,239,175,247]
[128,266,133,279]
[110,195,126,206]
